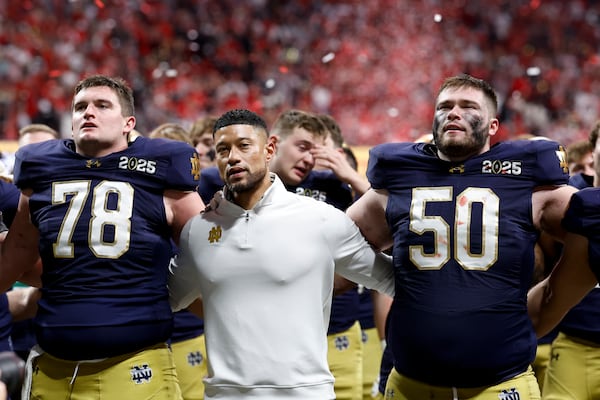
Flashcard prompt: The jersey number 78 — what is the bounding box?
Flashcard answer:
[51,180,133,259]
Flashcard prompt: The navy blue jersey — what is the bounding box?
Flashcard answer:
[327,289,359,334]
[557,175,600,343]
[171,310,204,342]
[288,170,354,212]
[378,314,394,395]
[378,343,394,395]
[287,169,360,334]
[0,180,20,226]
[357,289,376,330]
[559,289,600,343]
[367,139,569,387]
[13,137,199,359]
[563,187,600,287]
[569,172,593,190]
[0,294,10,352]
[198,166,224,204]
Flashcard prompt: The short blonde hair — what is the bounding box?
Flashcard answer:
[189,116,217,145]
[18,123,59,139]
[271,109,327,140]
[148,123,192,145]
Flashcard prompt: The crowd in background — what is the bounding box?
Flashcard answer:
[1,0,600,146]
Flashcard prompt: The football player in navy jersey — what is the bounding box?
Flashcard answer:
[527,190,600,346]
[347,74,577,399]
[189,116,218,172]
[0,75,204,400]
[271,110,365,400]
[566,139,594,188]
[311,113,391,400]
[528,123,600,399]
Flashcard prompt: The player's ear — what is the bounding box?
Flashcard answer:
[124,116,136,132]
[265,136,276,163]
[488,118,499,137]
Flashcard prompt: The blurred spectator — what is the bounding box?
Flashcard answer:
[189,116,217,171]
[566,138,594,177]
[18,124,59,148]
[148,122,193,145]
[0,1,599,146]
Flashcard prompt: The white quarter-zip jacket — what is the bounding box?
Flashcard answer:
[169,174,393,399]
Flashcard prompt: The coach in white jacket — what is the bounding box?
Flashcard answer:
[169,109,394,400]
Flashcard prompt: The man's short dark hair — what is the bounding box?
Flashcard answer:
[73,75,135,117]
[213,109,268,136]
[438,74,498,115]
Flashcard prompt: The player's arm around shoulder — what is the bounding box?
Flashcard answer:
[164,189,205,245]
[532,184,578,242]
[528,231,597,338]
[327,199,394,297]
[0,190,41,292]
[346,188,393,252]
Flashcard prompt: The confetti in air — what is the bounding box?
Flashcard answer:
[321,52,335,64]
[526,67,541,77]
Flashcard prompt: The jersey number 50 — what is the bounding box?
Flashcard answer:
[52,181,133,259]
[409,186,499,270]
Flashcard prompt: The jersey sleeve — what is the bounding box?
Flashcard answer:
[562,188,600,235]
[154,138,200,192]
[366,142,413,190]
[13,140,62,190]
[198,166,224,204]
[529,140,570,186]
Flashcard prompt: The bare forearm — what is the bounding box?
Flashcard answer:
[333,274,357,296]
[527,278,559,338]
[7,287,40,321]
[186,297,204,318]
[0,245,40,293]
[345,174,370,197]
[528,232,597,337]
[372,290,393,340]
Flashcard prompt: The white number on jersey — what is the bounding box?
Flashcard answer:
[52,180,133,259]
[409,186,499,270]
